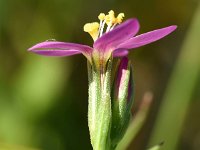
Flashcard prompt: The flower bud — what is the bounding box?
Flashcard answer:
[111,57,134,148]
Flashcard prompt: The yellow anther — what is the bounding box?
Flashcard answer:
[83,22,100,41]
[83,11,125,39]
[108,10,115,17]
[104,10,115,25]
[116,13,125,23]
[105,15,110,24]
[108,10,116,23]
[98,13,105,21]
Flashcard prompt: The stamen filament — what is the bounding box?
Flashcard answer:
[106,20,112,33]
[100,20,106,37]
[110,23,117,31]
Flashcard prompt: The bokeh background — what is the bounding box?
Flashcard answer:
[0,0,200,150]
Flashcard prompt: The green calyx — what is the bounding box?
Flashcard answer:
[87,57,134,150]
[88,57,112,150]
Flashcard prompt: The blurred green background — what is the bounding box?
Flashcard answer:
[0,0,200,150]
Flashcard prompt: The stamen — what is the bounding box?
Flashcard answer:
[105,10,116,25]
[116,13,125,24]
[110,13,125,30]
[105,10,116,32]
[83,11,125,40]
[98,13,105,35]
[98,13,106,21]
[100,20,106,37]
[110,23,117,31]
[84,22,100,41]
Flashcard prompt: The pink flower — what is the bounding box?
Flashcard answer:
[28,11,176,66]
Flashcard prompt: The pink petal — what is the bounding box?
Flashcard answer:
[117,25,177,49]
[93,19,140,52]
[30,50,81,57]
[28,41,93,56]
[113,49,129,57]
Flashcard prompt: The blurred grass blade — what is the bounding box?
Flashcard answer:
[149,2,200,150]
[116,92,153,150]
[13,56,69,117]
[0,142,39,150]
[148,142,164,150]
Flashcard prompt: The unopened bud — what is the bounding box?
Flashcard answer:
[111,57,134,147]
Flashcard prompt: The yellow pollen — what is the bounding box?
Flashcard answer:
[83,22,100,41]
[105,10,116,25]
[83,11,125,40]
[108,10,115,17]
[98,13,105,21]
[116,13,125,23]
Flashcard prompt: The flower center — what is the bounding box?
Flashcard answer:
[84,10,125,41]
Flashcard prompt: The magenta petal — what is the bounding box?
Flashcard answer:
[117,25,177,49]
[28,41,93,56]
[30,50,81,57]
[113,49,129,57]
[115,57,129,96]
[93,18,140,52]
